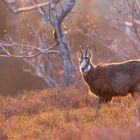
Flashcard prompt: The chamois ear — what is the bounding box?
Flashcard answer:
[77,51,82,60]
[87,49,92,61]
[77,46,83,60]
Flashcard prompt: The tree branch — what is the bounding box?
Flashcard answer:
[0,41,59,58]
[3,0,50,13]
[58,0,76,24]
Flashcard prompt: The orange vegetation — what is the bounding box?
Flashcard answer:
[0,86,139,140]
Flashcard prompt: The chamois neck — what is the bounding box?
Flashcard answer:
[82,63,95,76]
[90,63,96,69]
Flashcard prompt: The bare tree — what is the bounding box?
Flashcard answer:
[1,0,76,87]
[107,0,140,54]
[126,0,140,41]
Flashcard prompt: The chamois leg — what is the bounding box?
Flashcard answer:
[99,96,112,104]
[93,97,103,122]
[98,97,107,108]
[131,92,134,98]
[94,97,112,122]
[133,84,140,99]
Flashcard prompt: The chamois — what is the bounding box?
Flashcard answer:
[77,47,140,103]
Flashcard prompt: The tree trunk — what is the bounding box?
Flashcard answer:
[60,37,75,85]
[55,24,75,85]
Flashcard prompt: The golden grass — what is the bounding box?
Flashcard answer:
[0,86,139,140]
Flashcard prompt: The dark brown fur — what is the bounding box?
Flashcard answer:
[83,60,140,102]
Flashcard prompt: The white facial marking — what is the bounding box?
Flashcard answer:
[84,65,91,73]
[80,58,91,73]
[80,59,87,71]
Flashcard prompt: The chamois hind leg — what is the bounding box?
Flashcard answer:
[131,92,134,98]
[133,83,140,99]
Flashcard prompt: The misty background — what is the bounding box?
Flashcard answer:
[0,0,139,95]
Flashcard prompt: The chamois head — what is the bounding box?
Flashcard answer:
[77,47,92,73]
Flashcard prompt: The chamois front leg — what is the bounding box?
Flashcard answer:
[95,96,111,113]
[99,96,112,104]
[94,96,112,122]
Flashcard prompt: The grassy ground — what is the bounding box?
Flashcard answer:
[0,86,140,140]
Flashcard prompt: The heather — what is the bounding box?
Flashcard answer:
[0,86,139,140]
